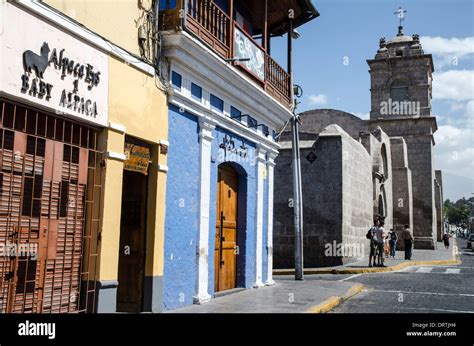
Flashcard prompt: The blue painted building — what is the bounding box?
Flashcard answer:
[159,0,319,310]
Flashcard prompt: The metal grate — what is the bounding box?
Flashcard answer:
[0,99,103,313]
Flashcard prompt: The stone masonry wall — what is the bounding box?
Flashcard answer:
[369,118,437,249]
[390,137,414,249]
[273,135,343,268]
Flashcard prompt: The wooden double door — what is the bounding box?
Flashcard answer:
[214,165,239,292]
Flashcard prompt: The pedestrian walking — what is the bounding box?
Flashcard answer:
[402,224,413,260]
[442,233,450,249]
[373,219,386,267]
[367,219,379,267]
[388,229,398,258]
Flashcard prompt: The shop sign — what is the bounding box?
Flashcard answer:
[0,2,108,126]
[124,143,151,175]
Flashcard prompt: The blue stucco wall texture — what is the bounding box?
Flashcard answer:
[163,105,200,310]
[164,104,266,310]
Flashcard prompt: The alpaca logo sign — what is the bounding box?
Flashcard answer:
[20,41,102,121]
[21,42,53,100]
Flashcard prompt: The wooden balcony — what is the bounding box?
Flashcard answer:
[160,0,301,109]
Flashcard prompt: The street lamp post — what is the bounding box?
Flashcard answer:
[287,18,304,281]
[291,103,304,280]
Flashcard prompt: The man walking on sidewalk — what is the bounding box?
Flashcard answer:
[388,229,398,258]
[374,220,386,267]
[367,219,379,267]
[442,232,450,249]
[402,224,413,260]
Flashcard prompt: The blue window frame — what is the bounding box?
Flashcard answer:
[210,94,224,112]
[171,71,182,90]
[230,106,241,118]
[191,83,202,100]
[260,124,269,137]
[246,116,257,128]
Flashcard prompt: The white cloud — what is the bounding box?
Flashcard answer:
[308,94,328,106]
[432,70,474,101]
[422,36,474,58]
[421,36,474,69]
[422,37,474,197]
[434,124,474,179]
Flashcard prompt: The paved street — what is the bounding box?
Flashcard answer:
[331,238,474,313]
[167,240,466,313]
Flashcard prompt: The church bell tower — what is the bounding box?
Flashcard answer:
[367,8,438,249]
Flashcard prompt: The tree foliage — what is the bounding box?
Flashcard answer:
[444,197,473,226]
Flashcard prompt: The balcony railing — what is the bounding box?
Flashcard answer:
[186,0,231,62]
[162,0,292,108]
[265,55,291,107]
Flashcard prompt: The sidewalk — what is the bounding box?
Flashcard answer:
[274,241,459,275]
[169,279,364,313]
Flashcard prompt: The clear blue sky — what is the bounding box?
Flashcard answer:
[272,0,474,201]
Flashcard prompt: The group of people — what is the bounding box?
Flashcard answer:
[367,219,414,267]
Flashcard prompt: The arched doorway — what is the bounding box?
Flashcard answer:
[378,194,385,217]
[214,164,239,292]
[378,185,387,219]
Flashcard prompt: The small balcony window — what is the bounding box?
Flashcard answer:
[210,94,224,112]
[230,106,242,118]
[191,83,202,101]
[171,71,182,90]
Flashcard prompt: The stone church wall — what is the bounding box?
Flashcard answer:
[368,118,437,249]
[390,137,414,249]
[273,125,372,268]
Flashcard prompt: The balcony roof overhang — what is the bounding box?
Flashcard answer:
[242,0,320,36]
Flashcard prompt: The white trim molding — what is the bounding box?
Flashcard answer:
[105,151,127,162]
[253,144,267,288]
[265,153,277,286]
[14,0,155,76]
[194,118,216,304]
[158,139,170,147]
[157,164,169,173]
[168,91,280,157]
[108,122,126,134]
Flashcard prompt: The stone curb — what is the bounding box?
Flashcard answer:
[306,283,365,313]
[275,240,460,276]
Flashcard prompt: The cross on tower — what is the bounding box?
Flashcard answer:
[394,7,407,36]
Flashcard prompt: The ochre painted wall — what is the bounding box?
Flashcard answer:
[108,56,168,142]
[98,129,125,281]
[97,55,168,282]
[44,0,152,57]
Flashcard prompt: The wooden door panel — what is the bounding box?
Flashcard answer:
[214,165,238,293]
[117,170,147,312]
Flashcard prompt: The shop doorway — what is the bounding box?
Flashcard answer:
[0,99,102,313]
[116,170,148,312]
[214,164,239,292]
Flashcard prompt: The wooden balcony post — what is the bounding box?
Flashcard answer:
[263,0,268,51]
[228,0,234,59]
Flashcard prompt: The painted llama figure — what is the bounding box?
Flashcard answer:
[23,42,50,78]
